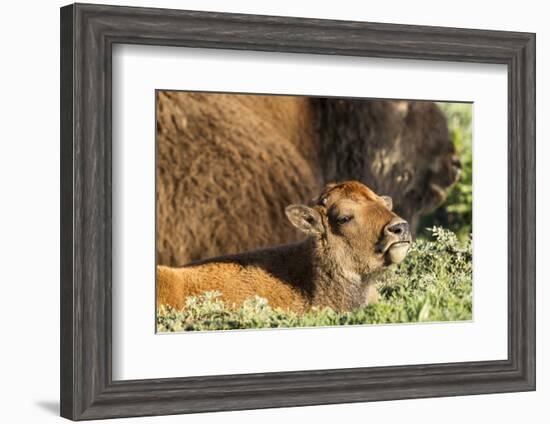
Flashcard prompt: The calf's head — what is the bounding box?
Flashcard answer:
[286,181,411,276]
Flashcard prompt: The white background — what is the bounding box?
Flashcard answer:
[113,45,508,380]
[0,0,546,423]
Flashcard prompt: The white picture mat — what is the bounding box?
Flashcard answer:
[112,44,508,381]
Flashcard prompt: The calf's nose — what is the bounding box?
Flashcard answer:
[386,220,410,237]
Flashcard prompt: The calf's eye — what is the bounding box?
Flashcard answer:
[337,215,353,224]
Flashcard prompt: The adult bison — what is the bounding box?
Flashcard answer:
[156,92,460,266]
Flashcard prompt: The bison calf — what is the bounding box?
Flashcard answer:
[157,181,412,313]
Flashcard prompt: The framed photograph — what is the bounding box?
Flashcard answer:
[60,3,535,420]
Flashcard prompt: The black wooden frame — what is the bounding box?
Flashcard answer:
[60,3,536,421]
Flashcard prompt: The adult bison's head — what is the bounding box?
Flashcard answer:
[399,102,462,221]
[286,181,411,276]
[313,99,461,232]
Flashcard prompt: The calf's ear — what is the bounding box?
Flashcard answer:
[380,195,393,210]
[285,205,324,236]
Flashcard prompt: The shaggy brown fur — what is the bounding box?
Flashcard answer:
[156,92,320,266]
[156,92,459,266]
[156,181,412,313]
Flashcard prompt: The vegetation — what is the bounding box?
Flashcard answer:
[156,104,473,333]
[419,103,473,240]
[157,227,472,332]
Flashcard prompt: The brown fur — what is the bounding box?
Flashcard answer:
[156,181,411,313]
[156,92,320,266]
[157,92,459,266]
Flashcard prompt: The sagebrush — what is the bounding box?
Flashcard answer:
[157,227,472,332]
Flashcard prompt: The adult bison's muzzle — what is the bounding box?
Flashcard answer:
[381,217,412,265]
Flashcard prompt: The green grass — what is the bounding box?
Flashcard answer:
[157,227,472,332]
